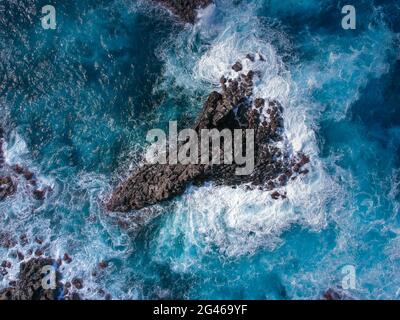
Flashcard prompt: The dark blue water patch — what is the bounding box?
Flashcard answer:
[2,0,179,173]
[374,0,400,32]
[349,58,400,169]
[350,60,400,128]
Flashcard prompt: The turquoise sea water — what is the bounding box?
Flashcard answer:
[0,0,399,299]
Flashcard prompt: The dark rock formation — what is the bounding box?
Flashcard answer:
[32,189,46,200]
[246,53,255,62]
[0,232,16,249]
[232,61,243,72]
[63,253,72,264]
[153,0,213,23]
[107,56,310,212]
[71,277,84,290]
[0,128,16,201]
[0,258,62,300]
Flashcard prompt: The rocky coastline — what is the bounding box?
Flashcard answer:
[0,256,90,300]
[106,54,310,212]
[0,56,311,299]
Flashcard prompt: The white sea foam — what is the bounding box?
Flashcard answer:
[196,3,217,28]
[2,0,396,299]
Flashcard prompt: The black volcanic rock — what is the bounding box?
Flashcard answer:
[0,126,53,203]
[232,61,243,72]
[153,0,213,23]
[0,127,4,167]
[107,57,310,212]
[0,257,86,300]
[71,277,84,290]
[323,288,354,300]
[0,258,63,300]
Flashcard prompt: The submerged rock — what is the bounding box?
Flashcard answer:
[323,288,354,300]
[0,176,16,201]
[71,277,84,290]
[271,191,281,200]
[153,0,213,23]
[0,258,62,300]
[0,127,51,203]
[107,56,310,212]
[32,189,46,200]
[246,53,256,62]
[232,61,243,72]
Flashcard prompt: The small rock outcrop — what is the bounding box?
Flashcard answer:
[153,0,213,23]
[107,55,310,212]
[0,258,63,300]
[0,256,88,300]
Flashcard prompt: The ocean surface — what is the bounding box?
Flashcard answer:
[0,0,399,299]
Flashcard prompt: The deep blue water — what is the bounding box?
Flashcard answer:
[0,0,399,299]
